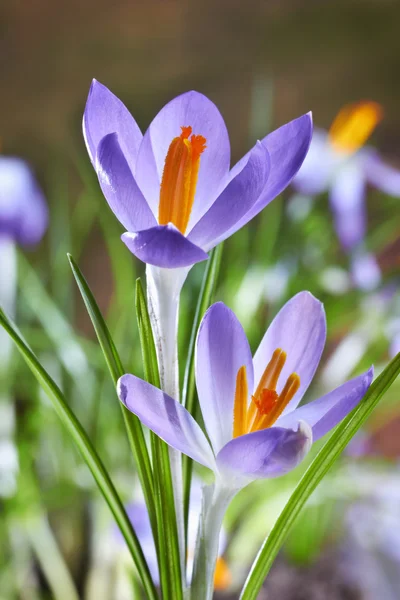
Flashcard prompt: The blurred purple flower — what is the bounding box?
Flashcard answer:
[83,80,312,268]
[0,157,48,246]
[344,468,400,600]
[294,102,400,289]
[118,292,373,490]
[350,251,381,292]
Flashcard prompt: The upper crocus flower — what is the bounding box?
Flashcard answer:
[118,292,373,490]
[294,102,400,260]
[83,80,312,268]
[0,156,48,246]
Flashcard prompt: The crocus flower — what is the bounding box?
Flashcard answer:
[0,156,48,247]
[342,466,400,600]
[293,102,400,290]
[0,156,48,368]
[83,80,312,269]
[118,292,373,490]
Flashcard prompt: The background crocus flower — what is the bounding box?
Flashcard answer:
[0,156,48,368]
[341,466,400,600]
[0,156,47,513]
[83,79,312,269]
[118,292,373,490]
[293,101,400,290]
[0,156,48,247]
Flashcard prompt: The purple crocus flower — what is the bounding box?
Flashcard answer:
[83,80,312,269]
[0,156,48,370]
[117,292,373,489]
[0,156,48,246]
[294,102,400,290]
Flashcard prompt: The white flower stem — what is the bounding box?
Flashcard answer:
[146,264,190,584]
[191,481,235,600]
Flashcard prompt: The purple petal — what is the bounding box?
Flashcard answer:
[118,374,215,469]
[135,91,231,221]
[329,161,366,251]
[351,252,381,291]
[364,150,400,197]
[219,113,313,239]
[96,133,156,232]
[195,302,254,454]
[83,79,142,175]
[121,224,208,268]
[187,142,270,250]
[276,367,373,442]
[0,157,48,246]
[292,128,335,195]
[216,422,312,484]
[390,333,400,359]
[253,292,326,414]
[119,503,159,584]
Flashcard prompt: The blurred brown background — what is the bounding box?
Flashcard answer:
[2,0,400,168]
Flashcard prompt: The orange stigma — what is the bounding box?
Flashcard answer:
[158,126,206,233]
[328,101,383,155]
[233,348,300,438]
[214,556,232,591]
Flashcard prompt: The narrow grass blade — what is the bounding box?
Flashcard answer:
[26,513,80,600]
[0,309,158,600]
[181,244,223,541]
[240,353,400,600]
[136,279,183,600]
[67,254,156,535]
[18,253,95,399]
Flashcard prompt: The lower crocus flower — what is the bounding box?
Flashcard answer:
[118,292,373,597]
[293,101,400,290]
[83,80,312,270]
[119,292,372,487]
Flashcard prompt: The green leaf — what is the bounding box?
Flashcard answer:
[240,354,400,600]
[67,254,156,539]
[136,279,183,600]
[0,309,158,600]
[67,253,124,382]
[181,244,223,543]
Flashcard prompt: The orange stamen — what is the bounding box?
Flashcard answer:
[247,349,286,430]
[328,101,383,155]
[233,365,248,438]
[255,373,300,430]
[214,556,232,591]
[158,126,206,233]
[250,388,279,431]
[231,348,301,437]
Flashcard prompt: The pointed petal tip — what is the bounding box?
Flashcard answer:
[202,301,231,319]
[117,374,130,405]
[292,290,326,313]
[89,78,106,92]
